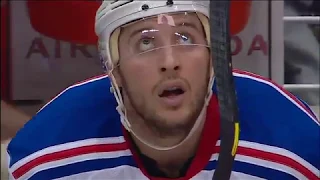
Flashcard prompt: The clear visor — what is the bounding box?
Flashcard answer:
[113,12,210,63]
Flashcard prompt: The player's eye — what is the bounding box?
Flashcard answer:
[175,32,192,45]
[139,37,155,52]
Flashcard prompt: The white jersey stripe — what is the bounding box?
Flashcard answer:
[236,154,307,180]
[233,71,319,125]
[53,165,148,180]
[10,136,125,172]
[56,167,266,180]
[215,140,319,176]
[209,153,308,179]
[238,141,319,176]
[195,170,267,180]
[18,150,132,180]
[55,164,266,180]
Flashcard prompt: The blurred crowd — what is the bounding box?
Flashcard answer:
[284,0,320,105]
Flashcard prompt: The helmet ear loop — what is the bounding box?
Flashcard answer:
[108,63,124,108]
[103,59,123,108]
[108,63,132,131]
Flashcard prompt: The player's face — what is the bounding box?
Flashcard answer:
[116,12,210,136]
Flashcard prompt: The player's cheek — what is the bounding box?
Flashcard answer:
[190,65,209,97]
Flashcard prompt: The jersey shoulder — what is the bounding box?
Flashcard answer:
[230,69,318,125]
[7,74,124,170]
[217,69,319,179]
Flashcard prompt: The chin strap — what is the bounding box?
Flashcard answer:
[116,105,131,132]
[119,103,208,151]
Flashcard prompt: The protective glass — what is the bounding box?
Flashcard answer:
[116,12,210,63]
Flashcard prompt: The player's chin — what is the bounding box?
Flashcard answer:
[158,106,195,126]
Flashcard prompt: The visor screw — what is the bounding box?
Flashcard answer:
[141,4,149,11]
[166,0,173,6]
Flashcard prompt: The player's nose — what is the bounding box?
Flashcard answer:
[159,47,180,73]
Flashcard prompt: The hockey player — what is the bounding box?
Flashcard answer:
[7,1,319,179]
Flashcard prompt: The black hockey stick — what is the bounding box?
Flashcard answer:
[210,1,240,180]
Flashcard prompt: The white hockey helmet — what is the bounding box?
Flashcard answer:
[95,0,210,68]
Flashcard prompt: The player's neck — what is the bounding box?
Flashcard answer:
[128,111,207,174]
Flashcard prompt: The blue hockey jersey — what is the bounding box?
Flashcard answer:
[7,70,320,180]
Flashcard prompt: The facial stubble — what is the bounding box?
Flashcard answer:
[118,65,210,141]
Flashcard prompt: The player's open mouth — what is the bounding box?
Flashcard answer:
[159,87,185,98]
[158,83,186,107]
